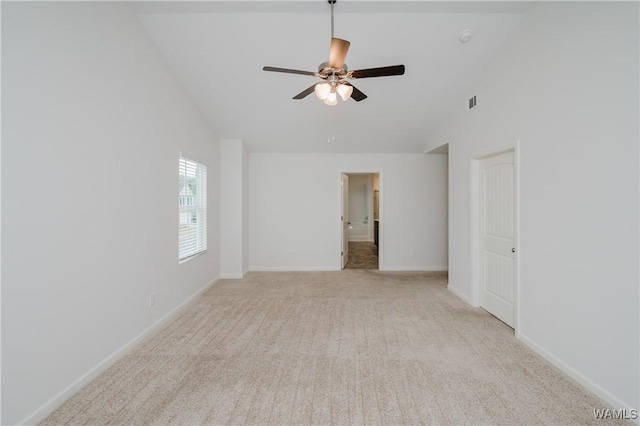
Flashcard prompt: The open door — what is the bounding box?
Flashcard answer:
[341,173,349,269]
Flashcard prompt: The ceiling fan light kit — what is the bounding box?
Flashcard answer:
[336,83,353,101]
[262,0,405,106]
[314,75,353,104]
[324,91,338,106]
[315,82,331,100]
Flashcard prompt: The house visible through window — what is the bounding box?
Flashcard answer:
[179,156,207,261]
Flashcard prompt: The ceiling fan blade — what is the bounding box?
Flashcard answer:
[350,65,405,79]
[293,84,317,100]
[328,38,350,69]
[345,82,367,102]
[263,66,318,77]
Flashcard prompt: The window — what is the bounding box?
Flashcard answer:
[179,156,207,261]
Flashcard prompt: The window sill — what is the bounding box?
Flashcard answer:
[179,250,207,264]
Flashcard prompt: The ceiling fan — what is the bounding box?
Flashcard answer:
[262,0,405,106]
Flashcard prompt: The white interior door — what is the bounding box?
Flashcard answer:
[341,173,349,269]
[479,151,516,327]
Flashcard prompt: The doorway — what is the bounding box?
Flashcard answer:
[471,148,518,329]
[340,172,381,270]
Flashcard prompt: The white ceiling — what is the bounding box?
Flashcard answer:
[134,1,531,153]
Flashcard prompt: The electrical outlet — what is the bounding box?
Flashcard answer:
[451,265,456,275]
[149,293,156,307]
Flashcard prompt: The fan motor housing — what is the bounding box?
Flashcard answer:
[318,61,348,77]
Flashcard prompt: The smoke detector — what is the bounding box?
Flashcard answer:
[458,30,473,43]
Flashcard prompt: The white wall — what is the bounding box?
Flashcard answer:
[242,143,250,274]
[1,3,220,424]
[347,174,370,225]
[249,154,447,271]
[220,139,249,278]
[428,1,638,412]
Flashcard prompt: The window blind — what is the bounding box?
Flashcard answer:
[178,156,207,261]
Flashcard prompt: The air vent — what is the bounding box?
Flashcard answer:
[468,95,477,110]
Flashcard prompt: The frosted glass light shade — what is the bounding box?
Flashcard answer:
[314,83,331,100]
[336,83,353,101]
[323,91,338,106]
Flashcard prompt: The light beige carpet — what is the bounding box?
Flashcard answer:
[41,271,626,425]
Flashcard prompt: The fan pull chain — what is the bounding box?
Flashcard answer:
[328,102,336,143]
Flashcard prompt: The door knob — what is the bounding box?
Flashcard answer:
[511,248,515,253]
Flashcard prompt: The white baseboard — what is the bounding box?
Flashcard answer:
[249,266,340,272]
[380,266,448,272]
[249,266,446,273]
[516,331,638,424]
[220,268,251,279]
[220,267,252,279]
[220,273,244,279]
[19,275,221,426]
[447,284,471,304]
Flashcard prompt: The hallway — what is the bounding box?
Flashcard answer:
[345,241,378,269]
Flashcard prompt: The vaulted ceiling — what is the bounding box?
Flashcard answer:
[134,1,532,153]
